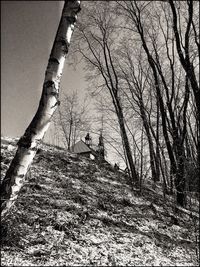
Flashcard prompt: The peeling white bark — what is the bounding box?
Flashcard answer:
[1,0,81,219]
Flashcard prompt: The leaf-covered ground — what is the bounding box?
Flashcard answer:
[1,137,199,266]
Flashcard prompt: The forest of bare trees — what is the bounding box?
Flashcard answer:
[70,0,199,207]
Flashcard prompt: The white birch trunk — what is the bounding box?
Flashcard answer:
[0,0,81,219]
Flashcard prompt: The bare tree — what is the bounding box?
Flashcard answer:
[74,1,139,184]
[58,91,90,150]
[119,45,160,183]
[94,96,130,169]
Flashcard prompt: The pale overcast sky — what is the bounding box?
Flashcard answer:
[1,1,87,138]
[1,1,125,167]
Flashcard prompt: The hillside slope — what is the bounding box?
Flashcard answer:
[1,137,199,266]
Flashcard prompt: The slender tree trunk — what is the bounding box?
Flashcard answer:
[72,121,77,147]
[58,107,69,149]
[175,143,186,206]
[68,117,73,150]
[140,124,144,191]
[118,106,139,185]
[0,0,81,219]
[155,96,160,181]
[139,100,157,182]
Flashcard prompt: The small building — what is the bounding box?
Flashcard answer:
[70,140,96,159]
[70,133,98,159]
[71,133,114,171]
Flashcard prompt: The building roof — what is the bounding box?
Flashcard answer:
[71,140,91,154]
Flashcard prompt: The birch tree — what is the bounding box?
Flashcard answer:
[0,0,81,219]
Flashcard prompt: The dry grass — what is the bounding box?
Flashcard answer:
[1,137,199,266]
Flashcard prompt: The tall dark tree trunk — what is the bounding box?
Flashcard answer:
[0,0,81,220]
[140,125,144,187]
[139,100,157,182]
[175,143,186,206]
[169,0,200,182]
[118,106,139,185]
[125,1,185,203]
[68,117,73,150]
[138,21,177,189]
[155,97,160,181]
